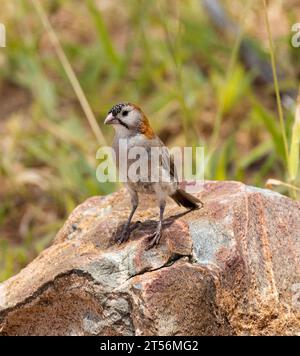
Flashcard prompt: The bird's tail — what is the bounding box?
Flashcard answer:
[170,189,203,210]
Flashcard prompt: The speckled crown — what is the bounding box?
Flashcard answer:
[108,103,130,117]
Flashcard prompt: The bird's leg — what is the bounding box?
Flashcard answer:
[117,191,138,244]
[117,203,137,244]
[147,200,166,249]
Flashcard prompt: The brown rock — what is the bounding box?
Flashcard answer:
[0,181,299,335]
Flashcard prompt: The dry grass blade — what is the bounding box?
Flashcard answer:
[266,178,300,193]
[30,0,107,146]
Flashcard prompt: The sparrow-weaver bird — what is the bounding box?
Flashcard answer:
[104,102,203,248]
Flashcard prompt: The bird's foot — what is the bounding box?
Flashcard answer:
[117,221,142,245]
[117,227,130,244]
[147,224,163,249]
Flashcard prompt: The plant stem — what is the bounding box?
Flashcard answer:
[30,0,107,147]
[262,0,289,166]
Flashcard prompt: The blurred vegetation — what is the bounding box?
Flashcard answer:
[0,0,300,281]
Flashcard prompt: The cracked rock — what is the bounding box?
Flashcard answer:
[0,181,299,335]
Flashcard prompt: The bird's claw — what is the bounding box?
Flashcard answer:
[147,227,163,249]
[117,221,142,245]
[117,227,131,244]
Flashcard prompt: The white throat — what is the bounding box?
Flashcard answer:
[113,124,130,138]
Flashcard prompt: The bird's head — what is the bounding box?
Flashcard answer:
[104,102,154,139]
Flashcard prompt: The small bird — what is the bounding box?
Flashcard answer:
[104,102,203,248]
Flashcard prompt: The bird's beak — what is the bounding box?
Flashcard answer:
[104,113,118,125]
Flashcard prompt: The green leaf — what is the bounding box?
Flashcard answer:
[251,101,285,161]
[288,96,300,181]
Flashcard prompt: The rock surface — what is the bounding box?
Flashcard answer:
[0,181,299,336]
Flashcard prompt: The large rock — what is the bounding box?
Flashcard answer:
[0,181,299,336]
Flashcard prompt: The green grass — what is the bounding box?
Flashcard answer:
[0,0,299,281]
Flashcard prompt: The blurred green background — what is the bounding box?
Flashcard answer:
[0,0,300,281]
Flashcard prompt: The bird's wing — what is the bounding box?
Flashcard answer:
[152,137,178,182]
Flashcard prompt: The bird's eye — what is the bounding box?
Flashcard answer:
[122,110,129,117]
